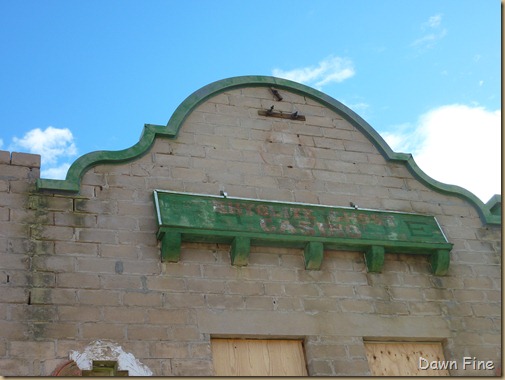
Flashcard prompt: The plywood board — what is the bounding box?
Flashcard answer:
[365,342,450,376]
[211,338,308,376]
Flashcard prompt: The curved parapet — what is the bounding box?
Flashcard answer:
[36,75,501,225]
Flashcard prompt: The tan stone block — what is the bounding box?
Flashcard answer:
[186,278,225,294]
[244,296,275,310]
[189,342,212,359]
[215,125,250,139]
[0,358,34,376]
[0,165,31,179]
[319,284,354,298]
[472,303,501,317]
[164,292,206,308]
[225,280,264,296]
[57,272,100,289]
[97,215,137,230]
[77,289,121,305]
[127,325,168,340]
[226,161,261,175]
[194,134,230,149]
[76,257,118,273]
[0,222,29,239]
[0,150,11,164]
[54,212,97,228]
[10,152,41,168]
[100,274,143,290]
[374,300,410,315]
[389,287,424,301]
[81,322,125,340]
[202,113,240,127]
[77,229,117,244]
[305,343,347,360]
[30,288,76,305]
[307,359,334,376]
[102,306,145,323]
[58,306,101,321]
[228,93,261,108]
[55,241,98,256]
[32,321,78,339]
[0,253,28,270]
[380,198,413,212]
[0,287,27,303]
[171,359,213,376]
[284,283,319,297]
[205,294,245,309]
[464,317,494,331]
[146,308,191,325]
[151,341,190,359]
[123,291,162,307]
[334,359,370,376]
[118,230,157,247]
[120,259,160,275]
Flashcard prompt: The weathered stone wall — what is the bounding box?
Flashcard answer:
[0,86,501,376]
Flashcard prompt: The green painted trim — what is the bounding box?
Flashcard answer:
[36,75,500,225]
[154,190,453,275]
[365,246,385,273]
[36,123,176,192]
[231,236,251,266]
[161,231,181,262]
[304,241,324,270]
[431,249,450,276]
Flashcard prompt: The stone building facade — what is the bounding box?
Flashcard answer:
[0,76,501,376]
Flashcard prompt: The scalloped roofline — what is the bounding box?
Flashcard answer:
[36,75,501,225]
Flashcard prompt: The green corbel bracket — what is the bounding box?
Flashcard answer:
[430,249,450,276]
[365,246,385,273]
[230,236,250,266]
[304,241,324,270]
[160,231,181,262]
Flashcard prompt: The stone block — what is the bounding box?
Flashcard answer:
[58,306,101,322]
[146,308,191,325]
[10,152,41,168]
[102,306,146,323]
[81,323,125,340]
[127,325,168,341]
[57,273,100,289]
[77,289,121,305]
[123,291,162,307]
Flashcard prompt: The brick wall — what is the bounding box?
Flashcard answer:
[0,85,501,376]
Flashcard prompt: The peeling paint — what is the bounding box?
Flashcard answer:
[69,340,153,376]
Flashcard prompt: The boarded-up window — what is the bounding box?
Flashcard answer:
[365,342,450,376]
[211,338,308,376]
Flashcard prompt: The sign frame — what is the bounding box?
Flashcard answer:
[153,190,452,275]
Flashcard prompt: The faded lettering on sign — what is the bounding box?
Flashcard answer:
[212,200,397,239]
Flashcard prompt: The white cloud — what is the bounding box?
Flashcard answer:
[0,138,3,149]
[10,126,77,165]
[41,163,72,180]
[9,126,77,179]
[382,105,501,202]
[411,14,447,50]
[424,14,442,29]
[272,56,355,89]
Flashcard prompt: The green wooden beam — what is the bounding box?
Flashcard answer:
[231,236,250,266]
[154,191,454,275]
[430,249,450,276]
[365,245,385,273]
[161,231,181,262]
[304,241,324,270]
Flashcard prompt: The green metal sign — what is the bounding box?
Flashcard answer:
[153,190,452,275]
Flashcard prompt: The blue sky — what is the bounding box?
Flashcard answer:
[0,0,501,202]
